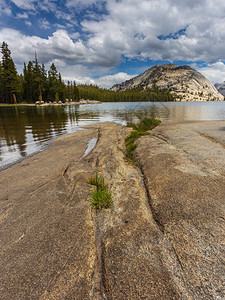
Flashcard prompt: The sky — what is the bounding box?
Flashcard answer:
[1,0,225,88]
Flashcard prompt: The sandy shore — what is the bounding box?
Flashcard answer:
[0,121,224,299]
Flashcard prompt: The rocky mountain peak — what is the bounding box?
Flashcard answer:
[111,64,224,102]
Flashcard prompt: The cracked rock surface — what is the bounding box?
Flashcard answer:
[0,121,224,299]
[137,121,225,300]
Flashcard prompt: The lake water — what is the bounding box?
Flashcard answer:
[1,101,225,170]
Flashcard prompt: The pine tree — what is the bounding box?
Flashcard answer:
[0,61,3,101]
[1,42,20,103]
[48,63,59,101]
[23,61,36,103]
[40,64,48,102]
[66,80,71,100]
[58,73,66,102]
[34,52,43,103]
[23,59,48,103]
[73,81,79,101]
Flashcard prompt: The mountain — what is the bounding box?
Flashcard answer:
[215,82,225,96]
[111,64,224,101]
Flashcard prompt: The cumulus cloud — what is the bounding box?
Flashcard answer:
[92,72,135,88]
[2,0,225,85]
[79,0,225,64]
[54,63,111,85]
[3,0,225,67]
[61,71,134,88]
[0,27,123,68]
[196,62,225,84]
[0,28,87,65]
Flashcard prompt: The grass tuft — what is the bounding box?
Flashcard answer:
[88,173,113,210]
[127,117,161,132]
[125,118,161,163]
[90,187,113,210]
[88,173,105,187]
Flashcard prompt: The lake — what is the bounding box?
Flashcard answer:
[1,101,225,170]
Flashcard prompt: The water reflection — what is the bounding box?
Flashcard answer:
[0,106,27,157]
[0,101,225,170]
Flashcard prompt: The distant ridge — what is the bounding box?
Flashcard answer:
[111,64,224,101]
[215,82,225,96]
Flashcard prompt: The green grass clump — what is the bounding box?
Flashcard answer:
[88,173,105,187]
[127,117,161,132]
[90,187,113,210]
[125,118,161,162]
[88,173,113,210]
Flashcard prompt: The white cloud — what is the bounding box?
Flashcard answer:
[16,12,29,19]
[41,60,131,88]
[55,11,73,22]
[196,62,225,84]
[10,0,36,10]
[0,0,11,16]
[69,32,80,39]
[66,0,104,9]
[0,27,124,68]
[10,0,57,12]
[25,20,32,26]
[55,64,112,84]
[60,70,134,88]
[37,0,57,12]
[39,19,51,30]
[79,0,225,64]
[92,72,135,88]
[0,28,88,65]
[4,0,225,68]
[56,23,66,29]
[2,0,225,87]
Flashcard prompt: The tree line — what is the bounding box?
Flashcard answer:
[0,42,79,104]
[0,42,176,104]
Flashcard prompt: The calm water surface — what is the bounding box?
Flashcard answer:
[1,101,225,170]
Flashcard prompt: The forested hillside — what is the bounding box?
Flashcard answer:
[78,84,175,102]
[0,42,176,104]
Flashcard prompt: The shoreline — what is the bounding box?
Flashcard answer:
[1,118,224,172]
[1,99,225,107]
[0,99,101,107]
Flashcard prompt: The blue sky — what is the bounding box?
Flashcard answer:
[1,0,225,88]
